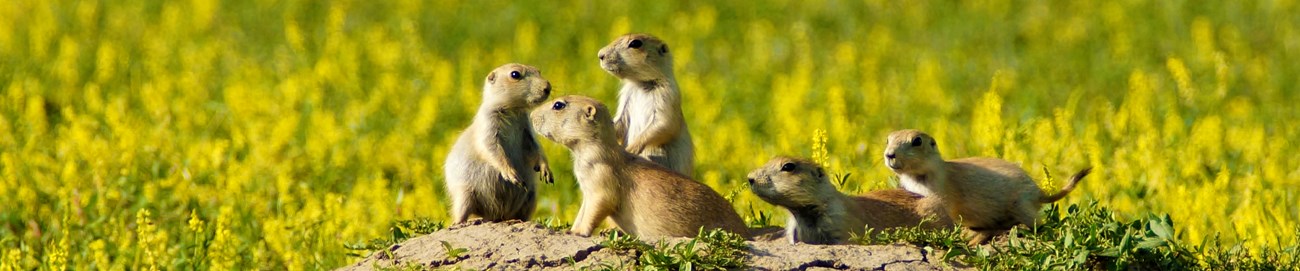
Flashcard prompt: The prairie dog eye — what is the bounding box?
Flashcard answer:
[911,136,923,147]
[510,71,522,79]
[552,101,567,110]
[780,163,796,172]
[628,39,643,49]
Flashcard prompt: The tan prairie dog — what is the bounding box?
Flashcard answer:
[597,33,695,177]
[883,129,1091,245]
[747,156,953,245]
[530,95,746,238]
[444,63,554,224]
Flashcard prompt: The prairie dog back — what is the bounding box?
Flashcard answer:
[748,156,951,244]
[531,95,745,238]
[882,129,1090,245]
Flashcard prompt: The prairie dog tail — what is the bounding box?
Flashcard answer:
[1040,167,1092,203]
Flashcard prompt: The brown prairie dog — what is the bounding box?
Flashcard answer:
[747,156,953,245]
[883,129,1091,245]
[597,33,695,177]
[444,63,554,224]
[530,95,746,238]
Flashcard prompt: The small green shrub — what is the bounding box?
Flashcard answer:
[597,228,748,270]
[859,201,1300,270]
[344,218,444,257]
[744,205,775,228]
[535,217,574,232]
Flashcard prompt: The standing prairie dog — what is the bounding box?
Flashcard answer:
[747,156,953,245]
[597,33,695,177]
[444,63,554,224]
[530,95,746,238]
[883,129,1091,245]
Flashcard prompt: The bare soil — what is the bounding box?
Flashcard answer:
[338,220,970,270]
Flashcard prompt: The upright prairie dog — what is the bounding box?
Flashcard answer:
[444,63,554,224]
[530,95,746,238]
[747,156,953,245]
[883,129,1091,245]
[597,33,695,176]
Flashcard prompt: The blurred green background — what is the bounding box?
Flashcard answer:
[1,0,1297,269]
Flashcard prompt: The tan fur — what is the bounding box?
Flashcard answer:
[597,33,695,177]
[747,157,952,244]
[530,95,746,238]
[883,129,1091,246]
[444,63,554,224]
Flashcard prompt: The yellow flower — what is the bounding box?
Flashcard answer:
[1,249,22,271]
[136,209,159,271]
[208,206,237,271]
[1166,57,1194,103]
[43,226,68,271]
[971,89,1003,157]
[811,129,829,169]
[90,240,111,270]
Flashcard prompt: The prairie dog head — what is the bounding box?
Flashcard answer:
[746,156,831,209]
[483,63,552,110]
[597,33,674,82]
[883,129,942,175]
[530,95,614,147]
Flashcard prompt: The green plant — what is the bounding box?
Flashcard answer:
[595,228,747,270]
[855,202,1300,270]
[744,205,774,228]
[638,228,748,270]
[1194,228,1300,271]
[535,216,574,232]
[600,230,654,252]
[375,262,429,271]
[855,218,971,261]
[439,241,468,260]
[344,218,445,257]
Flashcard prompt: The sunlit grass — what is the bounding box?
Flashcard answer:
[1,0,1297,269]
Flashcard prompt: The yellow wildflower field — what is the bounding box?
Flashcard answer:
[0,0,1296,269]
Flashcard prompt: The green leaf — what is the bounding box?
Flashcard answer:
[1149,217,1174,240]
[1135,238,1166,250]
[1073,250,1089,265]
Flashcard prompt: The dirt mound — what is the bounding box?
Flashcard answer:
[338,220,968,270]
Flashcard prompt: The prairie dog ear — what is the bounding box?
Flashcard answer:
[583,105,598,121]
[486,70,497,84]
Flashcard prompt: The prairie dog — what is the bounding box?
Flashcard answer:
[883,129,1091,245]
[444,63,554,224]
[597,33,695,176]
[747,156,952,245]
[530,95,746,238]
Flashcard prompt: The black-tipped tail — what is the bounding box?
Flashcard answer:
[1040,167,1092,203]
